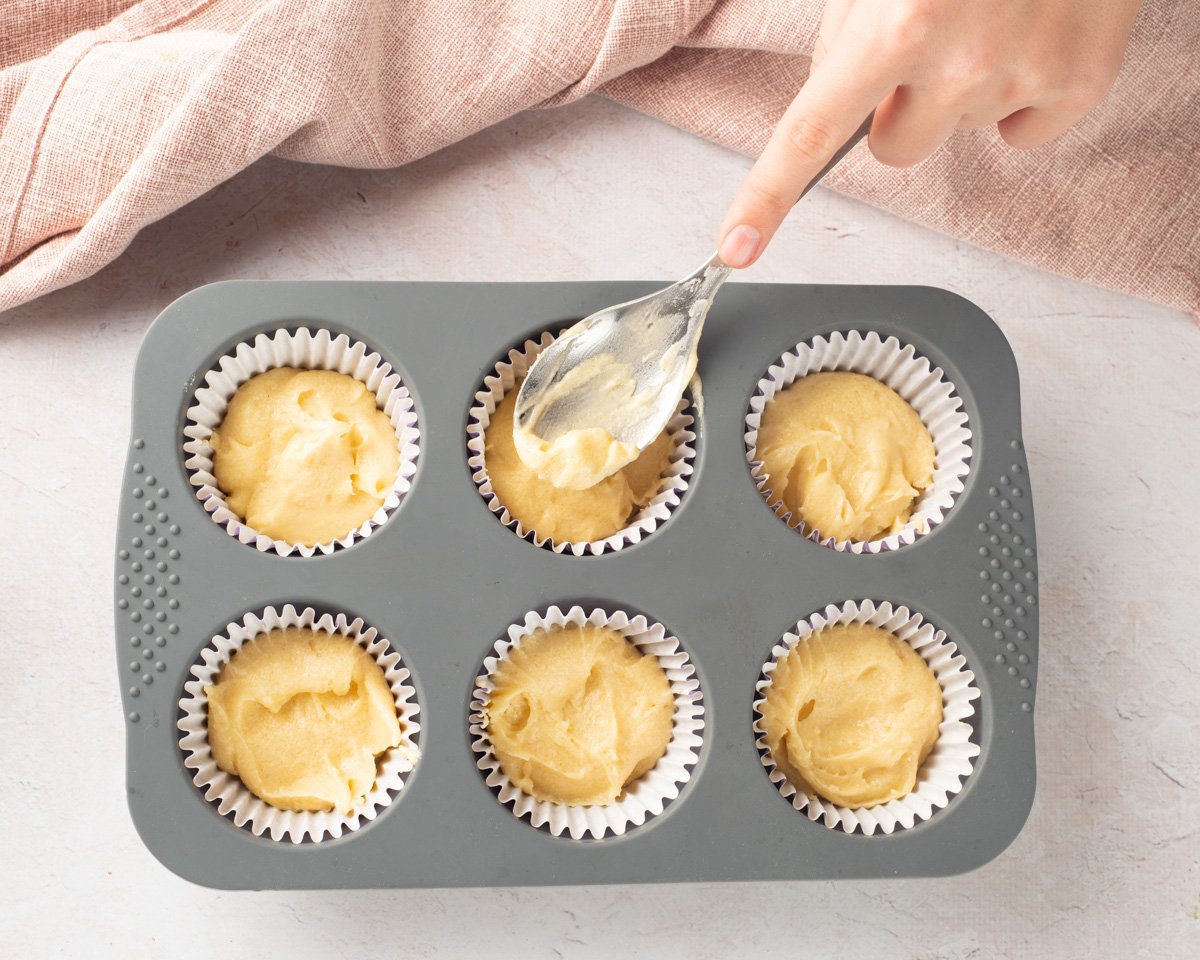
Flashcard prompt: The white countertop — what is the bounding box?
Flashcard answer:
[3,97,1197,958]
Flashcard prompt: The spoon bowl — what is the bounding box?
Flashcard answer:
[514,254,729,456]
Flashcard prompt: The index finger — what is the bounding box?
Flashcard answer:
[717,42,894,268]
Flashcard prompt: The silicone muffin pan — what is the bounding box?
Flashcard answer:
[115,280,1038,889]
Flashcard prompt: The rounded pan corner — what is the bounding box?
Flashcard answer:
[142,278,249,332]
[132,282,235,387]
[912,285,1020,366]
[135,279,298,374]
[124,792,245,891]
[905,283,998,317]
[939,763,1038,879]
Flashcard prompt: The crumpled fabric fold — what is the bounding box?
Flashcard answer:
[1,0,1196,314]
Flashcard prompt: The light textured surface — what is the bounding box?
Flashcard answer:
[1,97,1197,957]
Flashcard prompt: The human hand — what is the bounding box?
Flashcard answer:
[716,0,1142,268]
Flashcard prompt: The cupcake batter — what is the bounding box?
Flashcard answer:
[514,425,639,493]
[205,627,406,814]
[759,622,943,808]
[755,371,935,542]
[513,353,644,490]
[513,307,702,490]
[211,367,399,546]
[484,624,674,806]
[485,381,673,544]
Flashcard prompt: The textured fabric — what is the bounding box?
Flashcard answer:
[0,0,1196,315]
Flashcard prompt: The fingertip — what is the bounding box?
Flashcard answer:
[997,107,1058,150]
[716,224,763,269]
[867,138,926,168]
[996,123,1041,151]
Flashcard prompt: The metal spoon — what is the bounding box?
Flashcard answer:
[514,114,873,480]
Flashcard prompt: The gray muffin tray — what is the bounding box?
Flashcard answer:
[115,280,1038,889]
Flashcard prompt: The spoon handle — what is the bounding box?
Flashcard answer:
[797,111,875,202]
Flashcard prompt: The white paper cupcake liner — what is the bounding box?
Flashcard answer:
[467,331,696,556]
[745,330,972,553]
[469,604,705,840]
[178,603,421,844]
[183,327,420,557]
[753,599,980,836]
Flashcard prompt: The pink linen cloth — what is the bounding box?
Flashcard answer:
[1,0,1197,315]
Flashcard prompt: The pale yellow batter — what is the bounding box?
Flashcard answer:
[484,625,674,806]
[211,368,399,546]
[512,313,701,490]
[756,371,935,542]
[514,426,640,492]
[513,353,644,490]
[206,627,405,813]
[485,382,673,544]
[759,622,942,808]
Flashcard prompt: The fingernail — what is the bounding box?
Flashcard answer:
[718,224,761,268]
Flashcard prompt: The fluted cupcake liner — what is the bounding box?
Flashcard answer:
[469,604,704,840]
[467,330,695,556]
[183,327,420,557]
[745,330,972,553]
[753,598,980,836]
[178,603,421,844]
